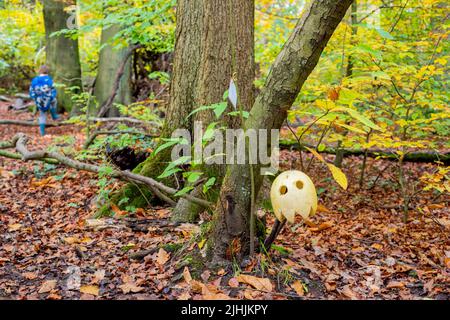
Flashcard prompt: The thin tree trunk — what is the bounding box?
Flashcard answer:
[210,0,354,264]
[94,25,132,117]
[43,0,83,115]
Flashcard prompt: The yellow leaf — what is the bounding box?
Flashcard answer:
[317,204,332,213]
[64,237,80,245]
[8,223,22,232]
[80,285,99,296]
[305,147,326,163]
[198,239,206,249]
[327,164,348,190]
[236,275,273,292]
[371,243,383,250]
[291,280,305,296]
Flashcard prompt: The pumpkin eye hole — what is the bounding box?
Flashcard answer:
[296,180,304,190]
[280,186,288,195]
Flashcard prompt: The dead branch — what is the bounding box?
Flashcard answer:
[0,133,212,209]
[0,119,69,127]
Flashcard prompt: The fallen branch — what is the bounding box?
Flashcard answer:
[280,140,450,164]
[0,117,160,128]
[0,133,211,209]
[0,119,69,127]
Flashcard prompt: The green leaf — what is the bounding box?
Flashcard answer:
[153,137,187,155]
[203,177,216,194]
[184,171,203,183]
[174,186,194,197]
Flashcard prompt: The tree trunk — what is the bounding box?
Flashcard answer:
[172,0,255,222]
[43,0,82,115]
[210,0,354,264]
[102,0,205,213]
[94,25,132,117]
[108,0,255,218]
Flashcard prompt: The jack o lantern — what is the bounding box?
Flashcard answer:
[270,170,318,224]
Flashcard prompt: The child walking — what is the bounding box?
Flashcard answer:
[29,65,60,136]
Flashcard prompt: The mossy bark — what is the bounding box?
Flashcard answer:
[209,0,354,264]
[43,0,83,115]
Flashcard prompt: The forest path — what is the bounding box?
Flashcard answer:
[0,102,448,300]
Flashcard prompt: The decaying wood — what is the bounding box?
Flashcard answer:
[0,133,212,208]
[280,140,450,164]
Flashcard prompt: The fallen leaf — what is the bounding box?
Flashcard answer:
[80,285,99,296]
[386,281,405,289]
[236,274,273,292]
[22,272,38,280]
[291,280,305,296]
[92,269,106,284]
[38,280,57,294]
[119,282,144,294]
[183,267,192,284]
[228,278,239,288]
[156,248,170,266]
[371,243,383,250]
[64,237,80,245]
[8,223,22,232]
[341,285,357,300]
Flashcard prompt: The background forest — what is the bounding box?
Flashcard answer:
[0,0,448,300]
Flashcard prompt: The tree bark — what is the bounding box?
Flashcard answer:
[94,25,132,117]
[172,0,255,222]
[43,0,83,115]
[109,0,255,218]
[210,0,354,263]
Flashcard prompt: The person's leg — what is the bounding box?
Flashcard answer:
[49,99,60,120]
[38,110,47,136]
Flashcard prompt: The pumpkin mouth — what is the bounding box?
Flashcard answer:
[279,186,288,195]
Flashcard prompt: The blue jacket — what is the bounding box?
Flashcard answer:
[29,75,57,112]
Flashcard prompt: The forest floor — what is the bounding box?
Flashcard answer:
[0,101,449,300]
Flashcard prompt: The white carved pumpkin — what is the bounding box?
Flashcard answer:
[270,170,318,223]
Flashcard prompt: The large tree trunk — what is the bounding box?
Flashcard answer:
[43,0,82,115]
[171,0,255,222]
[107,0,255,216]
[210,0,354,264]
[94,25,132,117]
[102,0,205,212]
